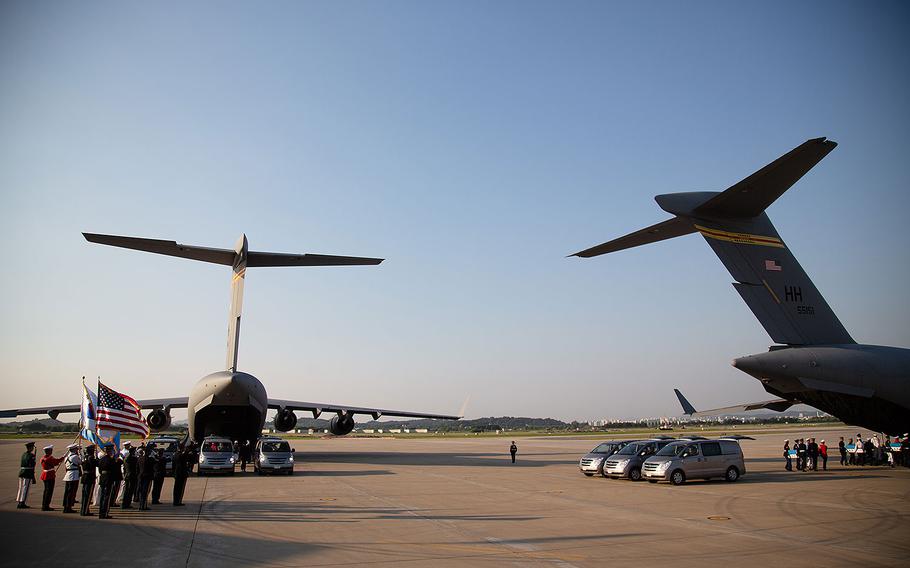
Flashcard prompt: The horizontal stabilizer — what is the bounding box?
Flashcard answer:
[84,233,235,265]
[248,251,383,267]
[84,233,384,267]
[570,217,696,258]
[694,137,837,218]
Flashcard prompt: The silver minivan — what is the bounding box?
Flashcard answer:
[198,435,238,475]
[255,436,295,475]
[642,439,745,485]
[602,439,673,481]
[578,440,634,476]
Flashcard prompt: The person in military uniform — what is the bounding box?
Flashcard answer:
[172,443,189,506]
[16,442,37,509]
[80,445,97,516]
[62,443,82,513]
[240,440,252,472]
[137,444,156,510]
[151,447,166,504]
[96,444,117,519]
[509,441,518,464]
[114,440,131,505]
[121,444,138,509]
[40,445,64,511]
[109,445,124,508]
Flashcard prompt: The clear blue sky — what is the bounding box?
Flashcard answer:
[2,1,908,422]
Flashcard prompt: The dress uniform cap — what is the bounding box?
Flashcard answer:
[67,443,79,450]
[43,445,53,451]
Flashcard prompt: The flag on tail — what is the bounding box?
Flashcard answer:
[97,381,149,438]
[81,382,121,450]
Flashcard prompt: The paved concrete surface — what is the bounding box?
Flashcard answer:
[2,427,908,567]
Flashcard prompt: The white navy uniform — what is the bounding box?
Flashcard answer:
[63,453,82,482]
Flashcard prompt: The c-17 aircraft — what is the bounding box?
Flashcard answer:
[571,137,910,435]
[1,234,460,442]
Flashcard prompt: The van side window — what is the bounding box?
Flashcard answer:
[702,442,722,456]
[684,444,699,456]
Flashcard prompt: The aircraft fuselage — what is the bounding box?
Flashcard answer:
[734,344,910,434]
[187,371,269,444]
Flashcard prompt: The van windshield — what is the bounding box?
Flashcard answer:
[204,441,233,453]
[151,442,177,453]
[262,441,290,453]
[591,443,617,454]
[656,443,686,456]
[616,443,643,456]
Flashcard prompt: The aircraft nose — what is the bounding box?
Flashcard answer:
[732,355,763,376]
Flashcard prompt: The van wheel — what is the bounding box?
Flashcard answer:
[670,469,686,486]
[725,466,740,482]
[583,472,594,477]
[629,467,642,481]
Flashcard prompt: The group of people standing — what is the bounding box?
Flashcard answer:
[783,438,827,471]
[838,434,909,467]
[783,433,910,471]
[15,438,197,518]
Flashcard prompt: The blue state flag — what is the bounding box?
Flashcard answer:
[81,382,120,451]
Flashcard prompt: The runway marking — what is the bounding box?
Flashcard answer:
[184,477,209,567]
[485,537,582,567]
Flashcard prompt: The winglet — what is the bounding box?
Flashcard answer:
[674,389,697,415]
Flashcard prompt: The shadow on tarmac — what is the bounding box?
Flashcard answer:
[298,451,576,467]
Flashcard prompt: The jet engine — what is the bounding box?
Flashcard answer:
[146,408,171,432]
[329,412,355,436]
[274,408,298,432]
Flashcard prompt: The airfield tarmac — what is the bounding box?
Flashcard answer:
[1,427,908,567]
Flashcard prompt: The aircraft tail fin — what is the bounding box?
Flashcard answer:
[674,389,697,415]
[84,232,384,372]
[692,213,853,345]
[570,137,854,346]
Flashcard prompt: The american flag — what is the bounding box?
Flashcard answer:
[97,381,149,438]
[764,259,782,272]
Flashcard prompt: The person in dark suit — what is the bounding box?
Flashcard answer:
[509,441,518,464]
[807,438,819,471]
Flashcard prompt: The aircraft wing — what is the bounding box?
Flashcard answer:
[674,388,793,417]
[0,397,189,420]
[267,399,461,421]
